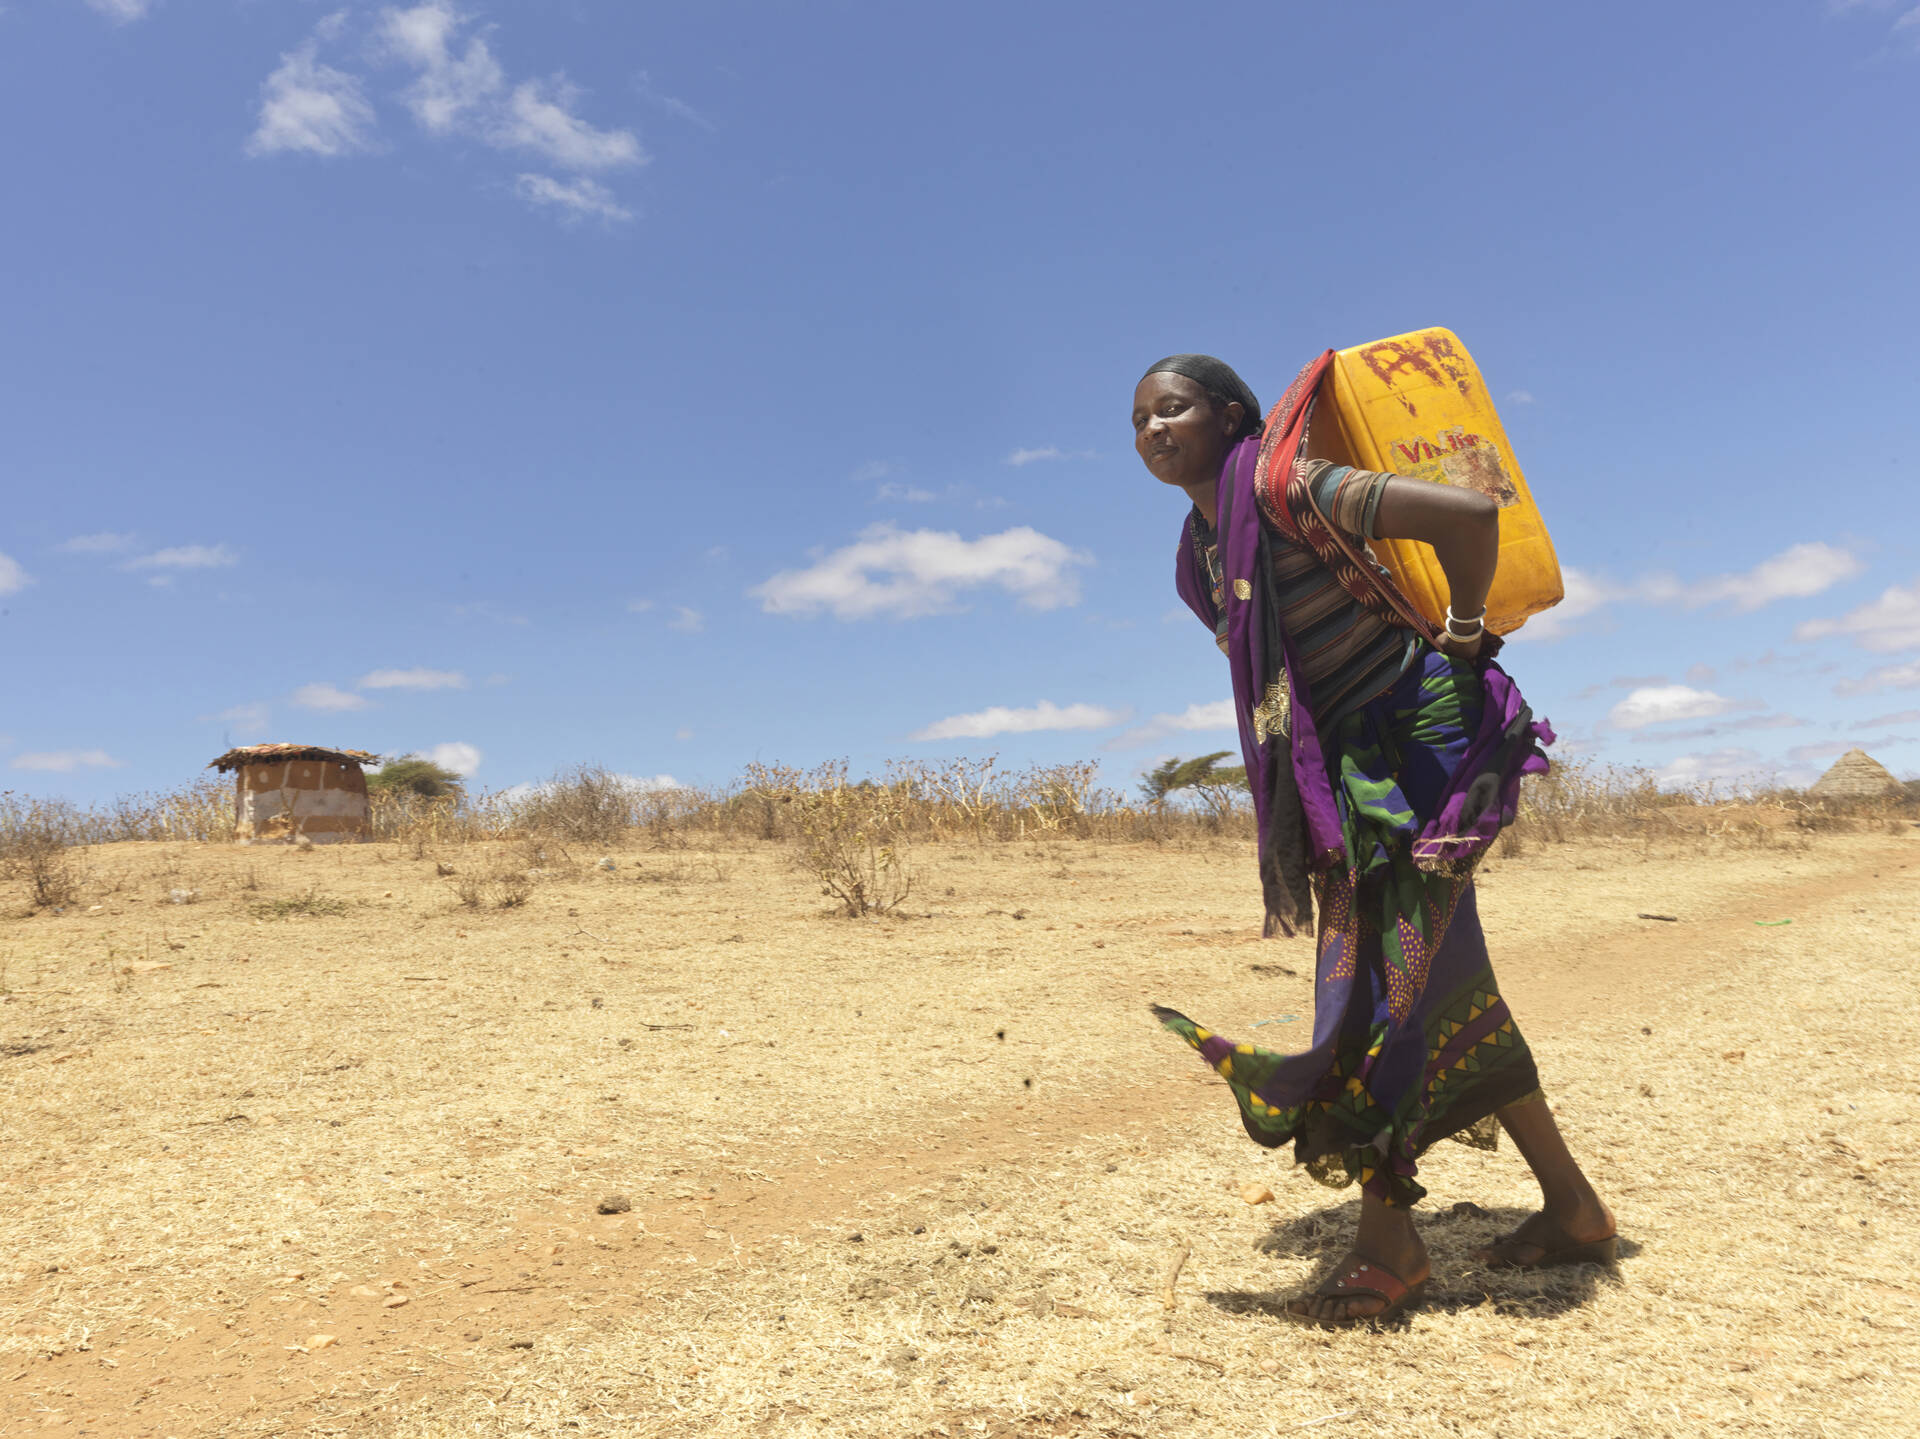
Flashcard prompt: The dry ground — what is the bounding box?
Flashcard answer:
[3,825,1917,1438]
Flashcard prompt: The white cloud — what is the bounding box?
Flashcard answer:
[911,700,1127,742]
[123,543,238,571]
[754,524,1089,620]
[1648,712,1808,743]
[1508,566,1611,642]
[634,71,713,131]
[1647,542,1864,613]
[83,0,151,22]
[627,598,655,613]
[1111,699,1238,749]
[57,532,136,554]
[358,667,468,691]
[1608,685,1738,730]
[1796,578,1920,654]
[215,702,272,738]
[1504,389,1536,405]
[501,768,674,802]
[1838,658,1920,694]
[1516,545,1863,643]
[1786,741,1853,767]
[876,482,938,503]
[515,173,633,223]
[621,771,676,790]
[1651,748,1774,790]
[496,79,645,170]
[376,1,504,134]
[12,749,124,772]
[1829,0,1920,55]
[1006,446,1096,466]
[674,726,694,741]
[423,741,481,776]
[1860,708,1920,728]
[667,605,704,634]
[292,682,370,712]
[449,600,528,626]
[0,553,31,596]
[247,32,379,158]
[249,5,644,222]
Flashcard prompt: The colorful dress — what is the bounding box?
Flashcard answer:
[1155,351,1553,1208]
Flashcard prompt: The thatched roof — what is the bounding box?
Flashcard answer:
[1809,747,1901,799]
[208,744,381,773]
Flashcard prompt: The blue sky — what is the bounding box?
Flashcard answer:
[3,0,1917,802]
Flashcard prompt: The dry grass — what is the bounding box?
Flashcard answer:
[1,815,1917,1437]
[9,758,1915,869]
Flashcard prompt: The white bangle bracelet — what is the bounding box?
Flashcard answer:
[1444,605,1486,639]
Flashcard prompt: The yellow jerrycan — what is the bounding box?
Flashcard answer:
[1307,327,1562,636]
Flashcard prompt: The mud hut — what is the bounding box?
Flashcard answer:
[1808,747,1901,801]
[207,744,380,844]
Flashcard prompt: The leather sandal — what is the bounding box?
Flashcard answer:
[1286,1255,1428,1328]
[1478,1211,1618,1270]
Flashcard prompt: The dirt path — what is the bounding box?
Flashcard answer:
[9,834,1912,1437]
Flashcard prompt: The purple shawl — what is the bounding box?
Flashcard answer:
[1174,373,1554,935]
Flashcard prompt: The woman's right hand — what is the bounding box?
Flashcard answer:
[1433,628,1485,663]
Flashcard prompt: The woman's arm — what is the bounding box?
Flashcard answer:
[1370,477,1499,657]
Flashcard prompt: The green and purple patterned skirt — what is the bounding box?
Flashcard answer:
[1156,649,1542,1207]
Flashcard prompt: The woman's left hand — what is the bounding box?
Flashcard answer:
[1434,629,1485,662]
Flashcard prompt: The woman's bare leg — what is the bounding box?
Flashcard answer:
[1288,1191,1429,1323]
[1476,1095,1614,1262]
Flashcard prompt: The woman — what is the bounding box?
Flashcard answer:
[1134,352,1615,1326]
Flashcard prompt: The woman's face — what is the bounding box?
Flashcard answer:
[1131,372,1242,492]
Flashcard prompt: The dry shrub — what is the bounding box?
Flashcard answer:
[1506,756,1919,850]
[889,756,1002,842]
[451,854,538,910]
[248,887,349,920]
[785,760,912,917]
[373,791,472,853]
[0,793,85,909]
[630,854,732,885]
[1008,760,1102,836]
[511,765,651,846]
[15,754,1909,878]
[740,762,808,842]
[3,779,235,854]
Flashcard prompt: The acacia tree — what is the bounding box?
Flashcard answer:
[1139,751,1249,824]
[366,756,464,800]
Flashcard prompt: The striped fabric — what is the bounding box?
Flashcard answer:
[1202,459,1418,725]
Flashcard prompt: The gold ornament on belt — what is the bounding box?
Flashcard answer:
[1252,676,1291,746]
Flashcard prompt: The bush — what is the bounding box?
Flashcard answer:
[451,858,536,910]
[0,793,84,909]
[785,761,912,918]
[1138,752,1248,827]
[249,888,349,920]
[511,765,650,846]
[367,757,463,800]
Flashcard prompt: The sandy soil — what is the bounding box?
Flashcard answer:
[3,826,1917,1437]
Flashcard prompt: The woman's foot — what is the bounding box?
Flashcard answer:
[1287,1193,1429,1324]
[1485,1097,1615,1267]
[1472,1199,1616,1269]
[1287,1246,1431,1325]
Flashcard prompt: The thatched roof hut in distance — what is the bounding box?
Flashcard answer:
[208,744,380,844]
[1808,747,1901,801]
